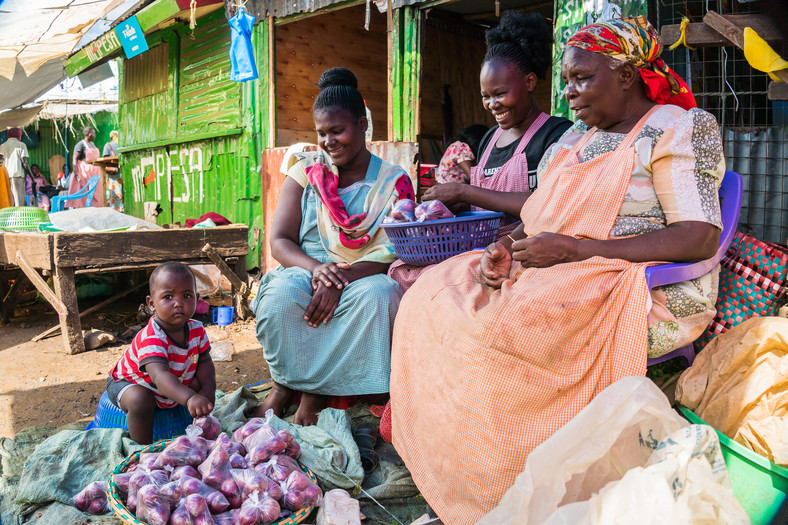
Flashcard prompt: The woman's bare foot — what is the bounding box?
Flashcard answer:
[294,393,326,426]
[252,382,293,418]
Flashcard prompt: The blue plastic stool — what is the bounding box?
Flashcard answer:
[85,391,192,442]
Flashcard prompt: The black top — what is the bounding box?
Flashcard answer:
[477,116,573,190]
[74,140,87,162]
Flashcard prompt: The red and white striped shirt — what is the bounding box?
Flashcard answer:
[110,317,210,408]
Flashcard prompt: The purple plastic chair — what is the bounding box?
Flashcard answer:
[645,170,743,367]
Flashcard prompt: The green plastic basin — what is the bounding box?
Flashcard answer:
[678,405,788,524]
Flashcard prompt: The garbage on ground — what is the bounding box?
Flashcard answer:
[477,376,749,525]
[676,316,788,466]
[210,340,234,362]
[316,488,362,525]
[83,329,115,350]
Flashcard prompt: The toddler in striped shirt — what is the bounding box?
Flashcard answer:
[106,262,215,444]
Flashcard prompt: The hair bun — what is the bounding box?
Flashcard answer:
[318,67,359,90]
[484,11,553,78]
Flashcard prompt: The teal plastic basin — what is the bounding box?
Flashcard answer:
[678,405,788,524]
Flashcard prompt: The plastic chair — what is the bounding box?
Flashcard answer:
[85,391,192,442]
[645,170,743,367]
[50,175,99,212]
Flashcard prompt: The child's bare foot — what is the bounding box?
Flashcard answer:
[294,393,326,426]
[252,382,293,418]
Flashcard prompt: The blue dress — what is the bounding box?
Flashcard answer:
[251,156,403,395]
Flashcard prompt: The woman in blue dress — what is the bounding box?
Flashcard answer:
[251,68,415,425]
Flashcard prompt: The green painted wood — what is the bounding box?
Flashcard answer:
[65,0,181,77]
[390,6,421,142]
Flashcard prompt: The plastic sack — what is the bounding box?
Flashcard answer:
[211,432,246,457]
[135,484,171,525]
[259,454,301,483]
[415,200,454,222]
[278,429,301,459]
[113,471,134,498]
[383,199,417,223]
[232,417,267,443]
[676,316,788,466]
[477,377,750,525]
[127,467,169,512]
[230,468,282,501]
[72,481,109,514]
[159,480,182,509]
[156,426,209,468]
[280,470,322,510]
[242,410,286,466]
[179,475,231,514]
[170,494,216,525]
[139,452,162,470]
[237,490,281,525]
[193,414,222,441]
[171,465,200,482]
[230,452,248,469]
[198,443,241,498]
[213,509,240,525]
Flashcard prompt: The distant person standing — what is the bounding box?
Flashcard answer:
[70,127,103,208]
[0,128,30,207]
[103,130,119,157]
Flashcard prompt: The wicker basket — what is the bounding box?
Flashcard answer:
[0,206,49,231]
[108,441,318,525]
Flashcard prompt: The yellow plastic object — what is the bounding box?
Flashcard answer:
[743,27,788,82]
[0,206,49,231]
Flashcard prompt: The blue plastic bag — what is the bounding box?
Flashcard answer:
[229,7,258,82]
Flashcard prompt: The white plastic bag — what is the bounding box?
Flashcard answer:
[477,377,750,525]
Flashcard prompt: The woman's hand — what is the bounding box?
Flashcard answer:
[304,282,343,327]
[311,261,350,290]
[480,242,513,288]
[513,233,579,268]
[422,182,467,207]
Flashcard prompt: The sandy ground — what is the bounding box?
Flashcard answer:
[0,296,269,439]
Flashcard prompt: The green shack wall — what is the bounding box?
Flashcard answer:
[117,10,264,267]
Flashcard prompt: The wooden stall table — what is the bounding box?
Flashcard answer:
[0,224,249,354]
[88,156,119,207]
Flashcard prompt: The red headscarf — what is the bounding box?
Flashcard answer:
[566,16,696,111]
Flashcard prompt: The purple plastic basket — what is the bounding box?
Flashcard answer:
[381,211,504,266]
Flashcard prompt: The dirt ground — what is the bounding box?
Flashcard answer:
[0,295,269,439]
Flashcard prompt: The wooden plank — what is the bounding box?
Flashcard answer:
[702,11,788,83]
[73,258,240,274]
[0,233,54,270]
[768,82,788,101]
[31,281,148,342]
[52,225,249,267]
[14,251,67,316]
[662,14,784,48]
[52,266,85,354]
[274,4,388,147]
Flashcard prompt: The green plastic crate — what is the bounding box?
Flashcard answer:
[0,206,48,231]
[678,405,788,524]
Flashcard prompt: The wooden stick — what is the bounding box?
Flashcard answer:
[703,11,788,83]
[1,270,28,323]
[201,243,252,319]
[31,280,147,342]
[15,250,67,316]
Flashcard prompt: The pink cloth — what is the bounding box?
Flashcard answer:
[435,141,474,184]
[69,140,103,208]
[307,162,372,249]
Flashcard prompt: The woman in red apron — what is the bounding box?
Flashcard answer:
[69,127,103,208]
[389,12,572,292]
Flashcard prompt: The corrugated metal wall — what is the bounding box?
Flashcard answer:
[725,127,788,245]
[119,9,263,266]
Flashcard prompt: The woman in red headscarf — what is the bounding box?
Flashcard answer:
[389,16,725,524]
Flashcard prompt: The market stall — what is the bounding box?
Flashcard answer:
[0,224,248,354]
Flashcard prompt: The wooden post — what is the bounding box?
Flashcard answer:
[52,266,86,354]
[15,251,67,316]
[201,243,252,319]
